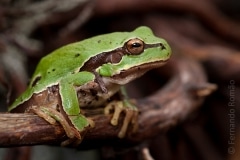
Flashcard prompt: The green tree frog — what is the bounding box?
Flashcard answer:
[8,26,171,145]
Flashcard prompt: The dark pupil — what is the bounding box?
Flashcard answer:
[132,43,141,48]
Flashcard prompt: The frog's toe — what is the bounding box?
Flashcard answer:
[118,108,138,138]
[61,135,82,146]
[104,101,139,138]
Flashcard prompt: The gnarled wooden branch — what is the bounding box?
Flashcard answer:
[0,56,216,148]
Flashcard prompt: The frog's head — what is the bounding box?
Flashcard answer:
[95,26,172,85]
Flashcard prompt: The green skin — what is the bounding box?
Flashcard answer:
[9,26,171,143]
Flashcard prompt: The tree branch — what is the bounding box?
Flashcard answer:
[0,56,216,148]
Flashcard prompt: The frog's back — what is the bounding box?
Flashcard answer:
[29,28,151,89]
[30,35,124,88]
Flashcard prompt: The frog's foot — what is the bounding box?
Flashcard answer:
[60,117,94,146]
[104,101,138,138]
[29,106,81,146]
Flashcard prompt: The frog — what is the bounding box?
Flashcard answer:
[8,26,171,146]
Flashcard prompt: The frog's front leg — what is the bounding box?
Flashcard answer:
[58,71,96,145]
[104,87,139,138]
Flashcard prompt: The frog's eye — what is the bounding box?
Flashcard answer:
[125,38,144,55]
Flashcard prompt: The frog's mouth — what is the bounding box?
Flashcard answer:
[108,59,169,85]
